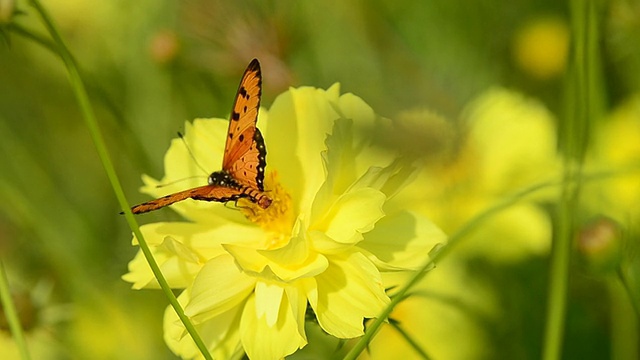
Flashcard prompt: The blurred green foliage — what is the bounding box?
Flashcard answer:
[1,0,639,359]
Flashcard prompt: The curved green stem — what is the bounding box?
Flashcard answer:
[0,261,31,360]
[24,1,211,359]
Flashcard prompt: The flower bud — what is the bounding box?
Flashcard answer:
[577,217,623,274]
[149,29,180,65]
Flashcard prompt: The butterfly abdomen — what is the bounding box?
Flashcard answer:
[240,186,272,209]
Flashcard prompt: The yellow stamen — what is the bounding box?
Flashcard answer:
[239,172,294,238]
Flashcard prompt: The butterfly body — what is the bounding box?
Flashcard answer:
[205,170,272,209]
[129,59,272,215]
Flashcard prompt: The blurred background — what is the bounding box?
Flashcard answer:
[1,0,639,359]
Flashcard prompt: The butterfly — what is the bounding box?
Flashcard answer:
[129,59,272,214]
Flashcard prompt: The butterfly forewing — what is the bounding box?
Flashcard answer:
[222,59,266,191]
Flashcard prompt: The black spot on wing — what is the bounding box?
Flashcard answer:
[239,86,248,99]
[231,111,240,121]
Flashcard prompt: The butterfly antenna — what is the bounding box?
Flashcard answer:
[177,131,209,176]
[155,175,205,188]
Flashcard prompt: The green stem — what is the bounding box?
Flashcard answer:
[7,22,56,53]
[25,1,212,359]
[0,261,31,360]
[542,171,577,360]
[609,276,639,360]
[618,266,640,318]
[542,1,599,359]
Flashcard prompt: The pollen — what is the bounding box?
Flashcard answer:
[239,172,294,238]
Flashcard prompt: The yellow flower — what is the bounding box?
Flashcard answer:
[405,88,560,262]
[581,95,640,281]
[512,17,570,80]
[587,95,640,222]
[363,88,560,359]
[123,84,445,359]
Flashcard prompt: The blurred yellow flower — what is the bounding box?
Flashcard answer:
[513,17,570,80]
[123,84,445,359]
[587,95,640,222]
[410,88,560,261]
[581,95,640,291]
[365,88,560,359]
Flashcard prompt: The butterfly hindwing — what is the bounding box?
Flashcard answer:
[131,185,246,214]
[222,59,266,191]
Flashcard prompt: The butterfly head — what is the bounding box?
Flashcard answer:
[208,171,237,187]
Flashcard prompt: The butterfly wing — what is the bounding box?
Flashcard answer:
[130,185,246,214]
[222,58,267,191]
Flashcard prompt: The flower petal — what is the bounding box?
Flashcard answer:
[254,282,284,327]
[185,254,256,324]
[312,187,386,245]
[123,221,264,289]
[122,236,202,289]
[333,92,395,172]
[164,290,244,360]
[319,118,358,200]
[266,86,343,215]
[359,210,447,270]
[312,251,390,338]
[222,243,269,275]
[284,283,309,342]
[240,291,307,360]
[225,232,329,283]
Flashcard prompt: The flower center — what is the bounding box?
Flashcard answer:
[239,172,294,241]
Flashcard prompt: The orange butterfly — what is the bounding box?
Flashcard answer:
[130,59,272,214]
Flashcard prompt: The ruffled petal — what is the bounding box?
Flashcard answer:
[359,210,447,270]
[185,255,256,324]
[333,92,395,174]
[164,290,244,360]
[224,232,329,283]
[312,251,389,338]
[265,86,343,215]
[312,187,386,245]
[123,221,264,289]
[122,236,202,289]
[240,289,307,360]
